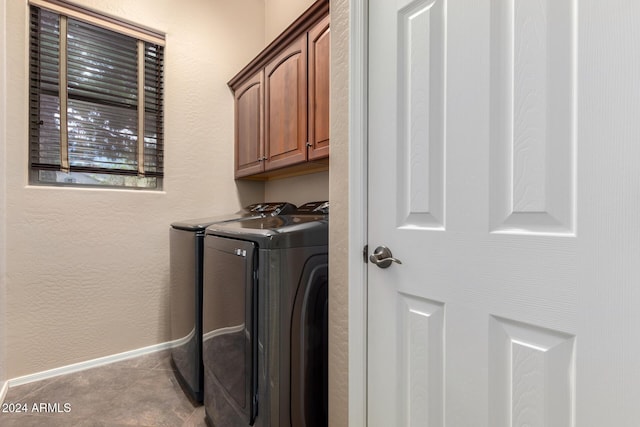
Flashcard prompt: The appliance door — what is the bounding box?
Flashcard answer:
[169,227,203,400]
[203,236,258,426]
[290,254,329,427]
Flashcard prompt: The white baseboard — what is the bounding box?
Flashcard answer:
[202,324,244,342]
[8,340,176,388]
[0,380,8,405]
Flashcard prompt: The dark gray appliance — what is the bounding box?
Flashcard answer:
[202,201,329,427]
[169,202,296,404]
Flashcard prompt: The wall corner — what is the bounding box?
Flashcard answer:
[329,0,354,425]
[0,0,9,400]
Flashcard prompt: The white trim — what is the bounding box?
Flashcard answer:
[29,0,165,46]
[0,381,8,405]
[348,0,368,426]
[171,327,196,348]
[203,324,245,342]
[8,341,175,387]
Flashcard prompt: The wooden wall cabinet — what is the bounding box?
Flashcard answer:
[234,71,264,177]
[308,15,330,161]
[229,0,329,180]
[264,35,308,171]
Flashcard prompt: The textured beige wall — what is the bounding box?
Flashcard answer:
[5,0,265,378]
[264,171,329,206]
[329,0,349,425]
[0,0,7,393]
[264,0,316,44]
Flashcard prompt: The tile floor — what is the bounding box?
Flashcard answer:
[0,350,206,427]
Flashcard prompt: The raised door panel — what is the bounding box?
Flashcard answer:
[489,0,575,235]
[235,72,264,178]
[308,15,330,161]
[396,0,445,229]
[264,36,308,171]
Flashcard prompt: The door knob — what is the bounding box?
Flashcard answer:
[369,246,402,269]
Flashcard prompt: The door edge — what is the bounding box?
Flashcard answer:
[347,0,368,425]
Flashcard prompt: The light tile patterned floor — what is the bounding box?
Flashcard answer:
[0,350,206,427]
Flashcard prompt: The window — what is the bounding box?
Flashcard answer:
[29,0,165,189]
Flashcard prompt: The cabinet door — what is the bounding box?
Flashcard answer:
[308,15,330,161]
[235,72,264,178]
[264,36,308,171]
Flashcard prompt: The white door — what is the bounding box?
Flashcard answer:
[367,0,640,426]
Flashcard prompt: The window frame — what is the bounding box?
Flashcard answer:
[28,0,165,190]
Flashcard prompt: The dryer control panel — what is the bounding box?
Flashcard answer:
[296,201,329,215]
[247,202,297,216]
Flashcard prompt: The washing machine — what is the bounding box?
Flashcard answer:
[169,202,296,403]
[202,201,329,427]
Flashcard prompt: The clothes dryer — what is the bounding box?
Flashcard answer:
[169,202,295,403]
[202,201,329,427]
